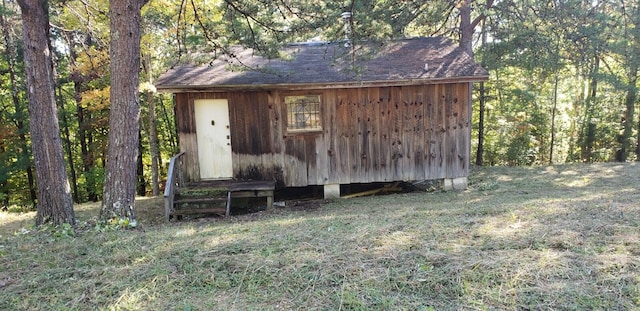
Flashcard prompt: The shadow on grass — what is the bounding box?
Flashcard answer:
[0,211,36,236]
[1,163,639,310]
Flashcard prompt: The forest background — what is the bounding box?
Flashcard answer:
[0,0,638,208]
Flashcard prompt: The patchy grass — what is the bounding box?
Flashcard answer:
[1,163,639,310]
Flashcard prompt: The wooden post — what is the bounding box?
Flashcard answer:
[163,152,185,221]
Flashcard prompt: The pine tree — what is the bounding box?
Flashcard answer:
[16,0,75,225]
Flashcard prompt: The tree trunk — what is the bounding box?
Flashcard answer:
[550,72,558,164]
[2,1,36,205]
[100,0,148,222]
[581,57,598,162]
[619,66,637,161]
[77,100,98,201]
[17,0,75,225]
[0,0,14,207]
[475,18,488,166]
[459,0,473,57]
[56,84,79,203]
[21,135,37,205]
[142,49,161,196]
[160,96,178,152]
[136,129,146,196]
[148,91,160,196]
[0,140,8,208]
[68,42,98,202]
[566,65,586,162]
[628,4,639,162]
[618,1,639,162]
[460,0,494,166]
[0,136,5,208]
[637,108,640,160]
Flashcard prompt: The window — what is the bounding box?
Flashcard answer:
[285,95,321,132]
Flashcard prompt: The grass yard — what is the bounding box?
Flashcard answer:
[1,163,639,310]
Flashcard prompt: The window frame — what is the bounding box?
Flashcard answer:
[284,94,323,134]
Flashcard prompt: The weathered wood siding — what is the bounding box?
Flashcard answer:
[174,83,471,187]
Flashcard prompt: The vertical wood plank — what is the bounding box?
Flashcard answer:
[305,134,318,184]
[312,90,328,185]
[445,84,456,178]
[185,93,200,181]
[379,87,391,181]
[358,88,370,182]
[238,92,252,155]
[434,84,446,179]
[457,83,471,178]
[348,90,360,182]
[336,91,350,183]
[283,137,306,186]
[424,85,434,179]
[368,87,381,182]
[269,91,282,154]
[254,91,271,154]
[228,92,242,177]
[390,86,403,180]
[269,91,285,180]
[413,87,426,181]
[401,86,414,181]
[325,89,338,184]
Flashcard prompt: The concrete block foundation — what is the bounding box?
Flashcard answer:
[323,183,340,199]
[443,177,468,191]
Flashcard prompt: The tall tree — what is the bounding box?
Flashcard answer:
[475,17,489,165]
[140,53,160,196]
[145,86,160,196]
[458,0,494,57]
[617,0,639,161]
[99,0,148,222]
[458,0,493,166]
[1,0,38,206]
[55,83,79,202]
[16,0,75,225]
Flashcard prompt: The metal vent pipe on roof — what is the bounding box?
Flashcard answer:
[341,11,352,47]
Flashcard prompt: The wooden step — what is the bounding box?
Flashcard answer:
[226,181,275,216]
[173,196,227,204]
[228,180,276,191]
[184,180,235,189]
[178,188,228,197]
[167,180,276,221]
[173,207,227,216]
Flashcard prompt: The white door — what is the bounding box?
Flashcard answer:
[194,99,233,179]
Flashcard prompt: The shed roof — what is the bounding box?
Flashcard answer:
[155,37,489,92]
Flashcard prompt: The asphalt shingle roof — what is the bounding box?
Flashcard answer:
[155,37,489,91]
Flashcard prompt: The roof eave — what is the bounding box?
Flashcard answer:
[155,75,490,93]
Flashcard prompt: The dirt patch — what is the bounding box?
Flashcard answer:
[278,199,325,211]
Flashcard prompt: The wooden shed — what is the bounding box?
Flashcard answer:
[156,37,488,198]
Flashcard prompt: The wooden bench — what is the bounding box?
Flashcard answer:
[226,181,276,216]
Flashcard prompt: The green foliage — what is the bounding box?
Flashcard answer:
[14,222,76,240]
[505,133,535,166]
[0,0,34,206]
[93,217,138,232]
[472,0,640,165]
[1,0,639,209]
[4,205,32,213]
[50,223,76,239]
